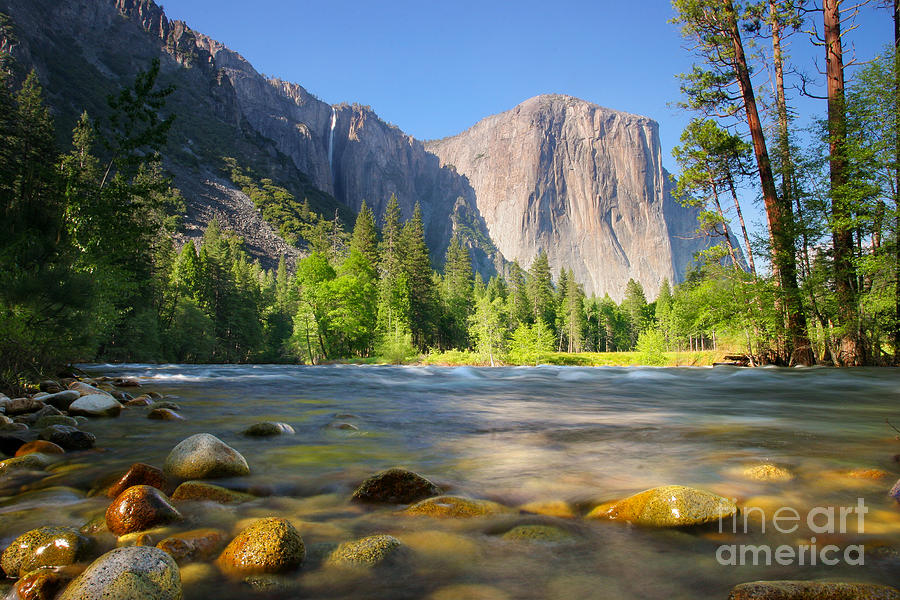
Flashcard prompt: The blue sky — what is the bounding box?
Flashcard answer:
[160,0,894,234]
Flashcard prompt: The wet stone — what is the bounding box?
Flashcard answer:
[68,394,122,418]
[243,422,295,437]
[151,401,180,411]
[148,408,185,421]
[6,399,45,416]
[0,453,54,476]
[404,496,512,518]
[728,580,900,599]
[39,425,95,451]
[106,463,168,498]
[105,485,182,536]
[156,528,226,564]
[57,546,182,600]
[325,535,405,568]
[13,566,78,600]
[14,441,64,457]
[216,517,305,576]
[34,415,78,429]
[39,390,80,411]
[163,433,250,480]
[0,526,93,577]
[352,467,442,504]
[126,396,153,407]
[500,525,574,543]
[587,485,738,528]
[171,481,255,504]
[0,434,30,457]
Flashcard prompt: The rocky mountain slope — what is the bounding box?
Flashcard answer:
[426,95,704,299]
[0,0,708,296]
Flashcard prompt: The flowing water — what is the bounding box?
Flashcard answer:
[3,364,900,599]
[328,106,337,175]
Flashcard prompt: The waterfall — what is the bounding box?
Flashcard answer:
[328,106,337,177]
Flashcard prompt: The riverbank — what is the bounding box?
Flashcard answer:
[419,349,724,367]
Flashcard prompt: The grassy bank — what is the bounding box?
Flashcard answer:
[418,350,724,367]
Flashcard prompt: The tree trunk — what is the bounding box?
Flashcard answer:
[824,0,863,365]
[725,173,756,274]
[723,0,813,365]
[894,0,900,364]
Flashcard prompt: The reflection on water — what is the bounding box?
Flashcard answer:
[4,364,900,599]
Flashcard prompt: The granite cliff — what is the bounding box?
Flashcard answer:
[426,95,705,299]
[0,0,707,296]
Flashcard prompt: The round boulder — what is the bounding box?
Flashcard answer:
[586,485,737,527]
[352,467,442,504]
[105,485,182,536]
[39,425,96,451]
[40,390,80,410]
[216,517,305,576]
[163,433,250,480]
[68,394,122,418]
[1,526,93,577]
[242,422,295,437]
[57,546,182,600]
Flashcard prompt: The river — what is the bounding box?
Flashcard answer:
[4,364,900,599]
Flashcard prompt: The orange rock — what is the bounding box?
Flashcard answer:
[157,529,226,564]
[15,441,65,457]
[106,463,168,498]
[105,485,182,536]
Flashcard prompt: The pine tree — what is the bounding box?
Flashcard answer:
[527,250,555,331]
[400,203,437,349]
[442,235,473,349]
[621,279,649,349]
[350,200,379,268]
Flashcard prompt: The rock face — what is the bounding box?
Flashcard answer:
[426,95,707,299]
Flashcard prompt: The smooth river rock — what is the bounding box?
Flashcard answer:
[403,496,512,518]
[57,546,182,600]
[171,481,255,504]
[15,440,65,457]
[242,422,294,437]
[1,526,93,577]
[40,390,80,410]
[728,581,900,599]
[106,485,182,536]
[68,394,122,418]
[742,464,795,482]
[0,453,54,475]
[163,433,250,479]
[107,463,168,498]
[325,535,405,568]
[216,517,305,575]
[352,467,442,504]
[156,528,227,564]
[39,425,96,451]
[587,485,737,527]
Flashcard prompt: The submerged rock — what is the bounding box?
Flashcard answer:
[68,394,122,418]
[39,425,95,451]
[728,580,900,599]
[216,517,305,576]
[403,496,512,518]
[500,525,574,543]
[352,467,442,504]
[742,464,795,482]
[148,408,185,421]
[107,463,168,498]
[325,534,405,568]
[57,546,182,600]
[1,526,93,577]
[6,398,45,416]
[15,440,64,457]
[243,422,294,437]
[587,485,737,527]
[156,528,226,564]
[34,415,78,429]
[0,453,54,476]
[163,433,250,480]
[171,481,255,504]
[518,500,577,518]
[105,485,182,536]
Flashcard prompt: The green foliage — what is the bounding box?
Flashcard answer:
[507,319,555,364]
[636,328,668,366]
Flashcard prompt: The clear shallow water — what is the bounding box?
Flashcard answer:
[4,364,900,599]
